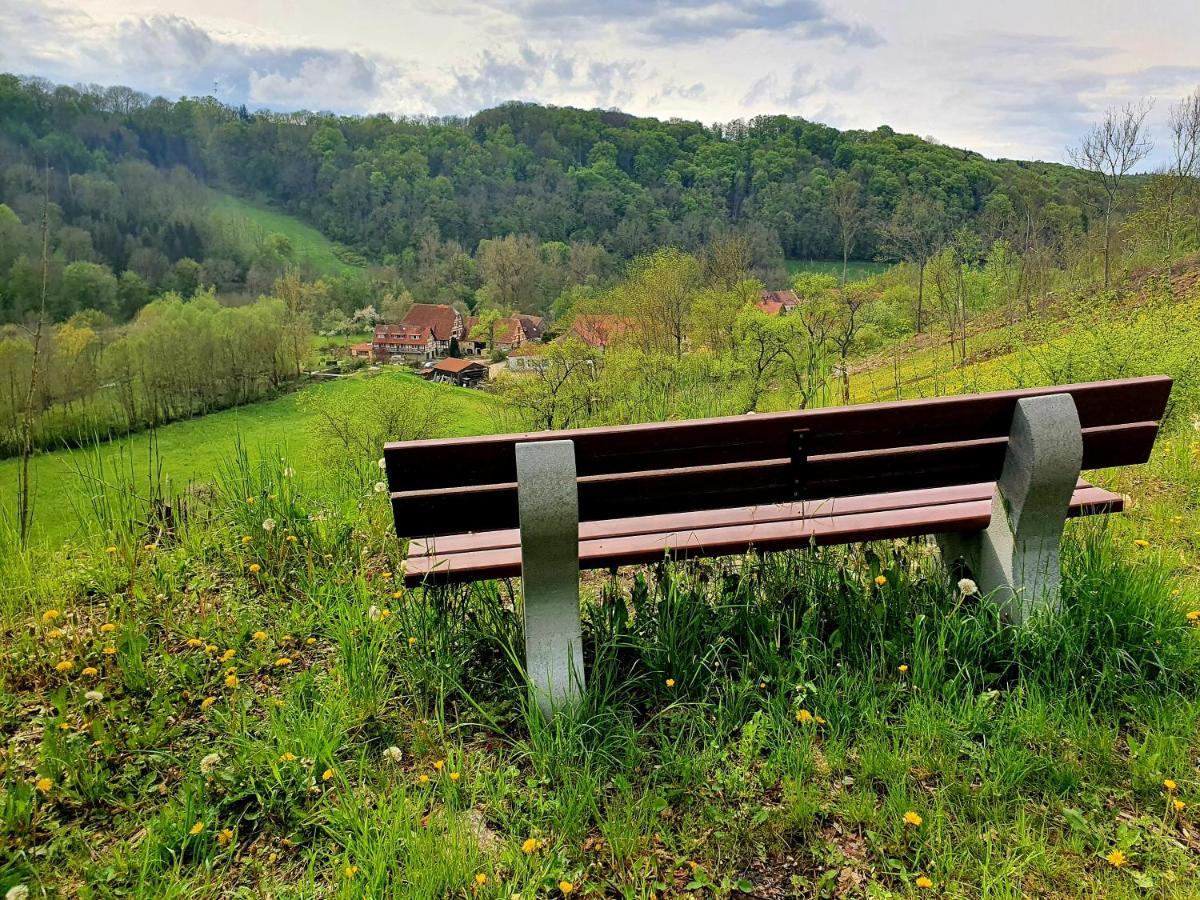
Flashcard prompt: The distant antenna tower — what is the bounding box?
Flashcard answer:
[213,78,219,97]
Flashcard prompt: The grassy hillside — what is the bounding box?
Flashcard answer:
[208,192,367,277]
[786,258,891,282]
[0,372,501,547]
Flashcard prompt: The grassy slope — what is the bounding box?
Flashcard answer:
[0,372,501,546]
[208,192,363,277]
[786,259,891,282]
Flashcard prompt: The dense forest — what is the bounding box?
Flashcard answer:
[0,73,1098,324]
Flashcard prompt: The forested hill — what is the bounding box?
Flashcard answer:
[1,73,1091,322]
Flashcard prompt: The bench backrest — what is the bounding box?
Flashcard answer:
[385,375,1171,539]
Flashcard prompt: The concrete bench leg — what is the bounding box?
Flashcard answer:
[937,393,1083,624]
[515,440,585,718]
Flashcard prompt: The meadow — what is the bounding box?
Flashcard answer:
[785,259,892,282]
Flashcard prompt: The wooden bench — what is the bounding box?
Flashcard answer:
[385,375,1171,715]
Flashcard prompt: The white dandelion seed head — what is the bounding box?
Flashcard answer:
[84,690,104,702]
[378,457,387,470]
[374,482,387,493]
[958,578,978,596]
[262,518,276,532]
[383,746,403,763]
[200,752,222,774]
[368,605,383,622]
[7,885,31,900]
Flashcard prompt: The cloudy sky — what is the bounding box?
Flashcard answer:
[2,0,1198,165]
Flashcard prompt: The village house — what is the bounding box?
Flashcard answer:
[372,323,436,361]
[349,342,373,359]
[428,356,489,387]
[463,315,527,355]
[505,344,547,372]
[755,289,801,317]
[571,313,627,350]
[400,303,463,354]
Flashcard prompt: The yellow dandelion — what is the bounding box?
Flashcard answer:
[322,768,334,781]
[899,664,909,674]
[205,644,217,653]
[1164,778,1178,792]
[81,666,99,676]
[47,628,64,639]
[224,674,239,688]
[1187,610,1200,622]
[418,773,430,785]
[559,881,575,895]
[916,875,933,889]
[795,708,814,724]
[55,660,74,673]
[344,865,358,878]
[200,696,216,710]
[382,571,393,579]
[433,759,445,771]
[253,630,268,641]
[105,545,117,554]
[450,771,461,781]
[1174,799,1186,812]
[102,645,117,656]
[286,534,298,543]
[903,810,923,827]
[392,590,403,600]
[1133,539,1150,548]
[144,543,157,552]
[306,637,317,645]
[189,821,205,835]
[186,638,204,648]
[274,657,292,667]
[248,563,261,574]
[217,828,233,845]
[815,714,827,725]
[665,677,676,688]
[874,575,888,586]
[408,636,418,646]
[522,837,542,854]
[42,609,61,623]
[220,649,235,662]
[35,776,52,794]
[475,873,488,885]
[246,496,255,504]
[100,623,115,633]
[241,536,252,545]
[1105,849,1127,868]
[278,752,297,762]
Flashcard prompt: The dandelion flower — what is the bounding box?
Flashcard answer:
[899,664,909,674]
[200,753,221,774]
[42,609,61,623]
[322,768,335,781]
[85,689,104,702]
[253,630,268,641]
[383,746,403,763]
[408,636,418,646]
[279,752,297,763]
[186,638,204,648]
[217,828,233,845]
[200,696,216,710]
[522,838,542,854]
[378,457,387,470]
[35,776,52,794]
[391,590,403,600]
[285,535,297,543]
[220,649,235,662]
[205,644,218,653]
[418,774,430,785]
[241,535,252,545]
[433,759,445,771]
[344,865,358,878]
[189,821,205,835]
[81,666,99,677]
[1174,799,1186,812]
[915,875,933,889]
[145,543,157,552]
[6,885,31,900]
[559,882,575,895]
[274,657,292,667]
[874,575,888,586]
[55,660,74,673]
[1188,609,1200,622]
[795,709,814,724]
[450,771,461,781]
[262,518,276,532]
[1164,779,1178,792]
[246,496,256,504]
[374,481,387,493]
[903,810,923,827]
[225,674,239,688]
[381,571,392,579]
[306,637,317,645]
[100,623,115,633]
[1105,849,1127,868]
[105,545,117,554]
[103,646,117,656]
[368,605,383,622]
[957,577,977,595]
[249,563,261,574]
[475,873,488,885]
[1133,539,1150,548]
[47,628,64,639]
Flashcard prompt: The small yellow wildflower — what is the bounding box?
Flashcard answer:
[475,873,488,885]
[814,715,826,725]
[522,837,542,854]
[186,638,204,648]
[665,678,676,688]
[903,811,923,827]
[217,828,233,845]
[35,776,52,794]
[1105,849,1127,868]
[418,774,430,785]
[274,657,292,667]
[100,623,116,633]
[248,563,262,574]
[241,536,252,544]
[103,645,117,655]
[144,543,157,552]
[450,771,461,782]
[205,644,218,653]
[1174,799,1186,812]
[224,674,239,688]
[559,882,575,895]
[1164,779,1178,792]
[344,865,358,878]
[1187,610,1200,623]
[795,709,814,724]
[874,575,888,586]
[899,664,909,674]
[382,571,393,579]
[220,649,235,662]
[408,636,418,646]
[200,696,216,710]
[915,875,933,889]
[279,752,297,762]
[105,545,117,554]
[322,768,334,781]
[246,496,255,504]
[306,637,317,645]
[189,821,205,835]
[54,660,74,673]
[82,666,99,677]
[253,630,268,641]
[286,534,298,543]
[42,609,61,623]
[1133,539,1150,548]
[392,590,403,600]
[47,628,64,639]
[433,759,445,771]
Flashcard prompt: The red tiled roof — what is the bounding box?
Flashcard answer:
[760,290,799,308]
[464,316,524,346]
[350,341,373,352]
[517,314,545,340]
[571,314,627,349]
[433,357,487,374]
[401,304,459,341]
[755,300,785,316]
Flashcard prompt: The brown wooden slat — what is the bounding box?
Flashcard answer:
[403,485,1123,586]
[391,422,1157,538]
[385,376,1171,492]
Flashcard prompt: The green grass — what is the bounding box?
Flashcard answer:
[208,192,366,276]
[0,372,501,547]
[786,258,891,282]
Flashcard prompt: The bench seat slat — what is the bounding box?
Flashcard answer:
[403,484,1122,586]
[391,422,1156,539]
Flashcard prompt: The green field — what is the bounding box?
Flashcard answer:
[208,192,367,277]
[0,372,500,547]
[786,258,891,282]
